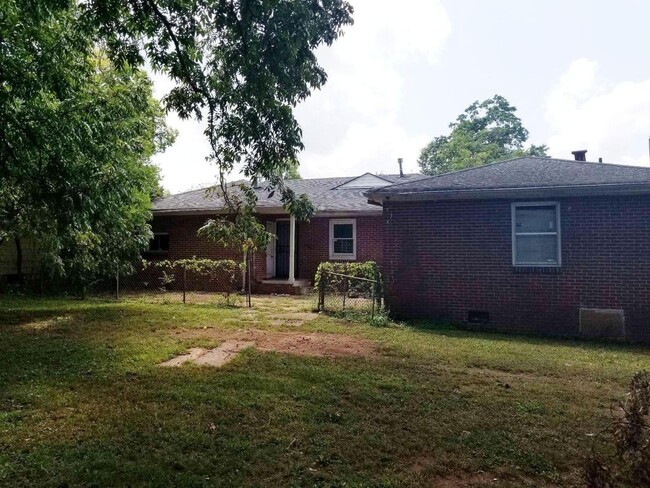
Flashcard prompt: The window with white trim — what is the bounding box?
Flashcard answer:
[329,219,356,260]
[512,202,561,266]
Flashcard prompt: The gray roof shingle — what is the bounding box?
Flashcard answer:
[152,173,426,214]
[367,157,650,201]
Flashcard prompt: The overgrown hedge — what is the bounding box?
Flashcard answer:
[314,261,380,284]
[136,258,244,295]
[141,258,243,278]
[314,261,382,297]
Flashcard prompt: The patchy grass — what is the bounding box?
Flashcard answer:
[0,295,648,487]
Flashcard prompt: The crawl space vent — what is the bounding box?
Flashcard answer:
[467,310,490,325]
[579,308,625,339]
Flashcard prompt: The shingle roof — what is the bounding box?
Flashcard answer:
[152,173,426,215]
[367,157,650,201]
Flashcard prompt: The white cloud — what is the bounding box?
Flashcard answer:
[546,58,650,166]
[151,0,452,192]
[296,0,452,177]
[149,71,216,193]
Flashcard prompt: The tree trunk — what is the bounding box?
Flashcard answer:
[14,236,23,284]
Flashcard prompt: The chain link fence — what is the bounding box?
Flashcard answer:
[316,270,383,319]
[106,259,246,305]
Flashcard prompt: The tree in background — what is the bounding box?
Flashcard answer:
[282,159,302,180]
[0,1,175,291]
[418,95,548,176]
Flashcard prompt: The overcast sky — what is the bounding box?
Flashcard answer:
[152,0,650,193]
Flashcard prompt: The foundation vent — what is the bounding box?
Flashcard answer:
[467,310,490,325]
[579,308,625,339]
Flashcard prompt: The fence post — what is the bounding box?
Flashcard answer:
[247,252,252,308]
[115,265,120,301]
[371,280,375,319]
[182,265,186,304]
[318,272,326,312]
[342,275,347,311]
[374,268,382,310]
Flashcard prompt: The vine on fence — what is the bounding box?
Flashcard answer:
[140,257,244,300]
[315,261,384,322]
[314,261,381,292]
[142,258,243,277]
[314,261,382,296]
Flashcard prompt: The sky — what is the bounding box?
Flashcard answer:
[151,0,650,193]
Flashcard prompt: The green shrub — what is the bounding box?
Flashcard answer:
[314,261,384,322]
[314,261,382,294]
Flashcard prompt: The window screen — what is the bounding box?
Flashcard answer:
[330,220,356,259]
[513,204,560,266]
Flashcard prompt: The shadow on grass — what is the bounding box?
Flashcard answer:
[405,319,650,354]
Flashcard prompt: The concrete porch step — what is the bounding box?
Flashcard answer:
[255,279,312,296]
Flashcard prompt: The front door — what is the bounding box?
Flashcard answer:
[275,221,290,278]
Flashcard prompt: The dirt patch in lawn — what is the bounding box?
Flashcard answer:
[175,328,379,361]
[428,472,499,488]
[271,311,319,327]
[414,463,557,488]
[254,331,376,358]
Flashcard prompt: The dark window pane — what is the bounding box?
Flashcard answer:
[149,234,169,252]
[515,206,557,233]
[159,234,170,251]
[333,224,353,239]
[516,235,558,264]
[334,239,354,254]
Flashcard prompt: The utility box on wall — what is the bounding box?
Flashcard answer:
[579,308,625,340]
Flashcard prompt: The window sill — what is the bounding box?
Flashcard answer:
[512,266,562,274]
[143,251,169,259]
[329,255,356,261]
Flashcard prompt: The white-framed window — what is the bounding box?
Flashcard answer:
[511,202,561,267]
[329,219,356,260]
[148,233,170,253]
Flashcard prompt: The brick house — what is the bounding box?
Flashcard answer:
[149,173,424,294]
[366,156,650,342]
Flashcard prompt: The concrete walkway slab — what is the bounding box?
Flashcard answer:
[193,340,255,367]
[159,347,207,367]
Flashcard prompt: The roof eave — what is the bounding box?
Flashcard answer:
[151,207,381,217]
[367,183,650,204]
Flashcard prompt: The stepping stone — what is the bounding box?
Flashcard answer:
[193,340,255,367]
[159,347,207,367]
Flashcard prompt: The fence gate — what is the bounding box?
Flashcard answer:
[317,271,382,318]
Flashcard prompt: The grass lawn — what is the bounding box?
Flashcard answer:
[0,295,648,487]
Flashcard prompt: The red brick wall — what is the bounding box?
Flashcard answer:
[150,213,384,284]
[151,215,241,262]
[383,196,650,342]
[297,215,383,281]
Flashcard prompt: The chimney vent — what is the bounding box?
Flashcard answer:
[571,150,587,161]
[598,157,603,163]
[398,158,404,177]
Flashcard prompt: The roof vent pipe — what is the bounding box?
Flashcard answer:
[398,158,404,177]
[571,150,587,161]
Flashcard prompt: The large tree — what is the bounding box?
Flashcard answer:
[418,95,548,176]
[82,0,353,218]
[1,2,174,289]
[1,0,352,287]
